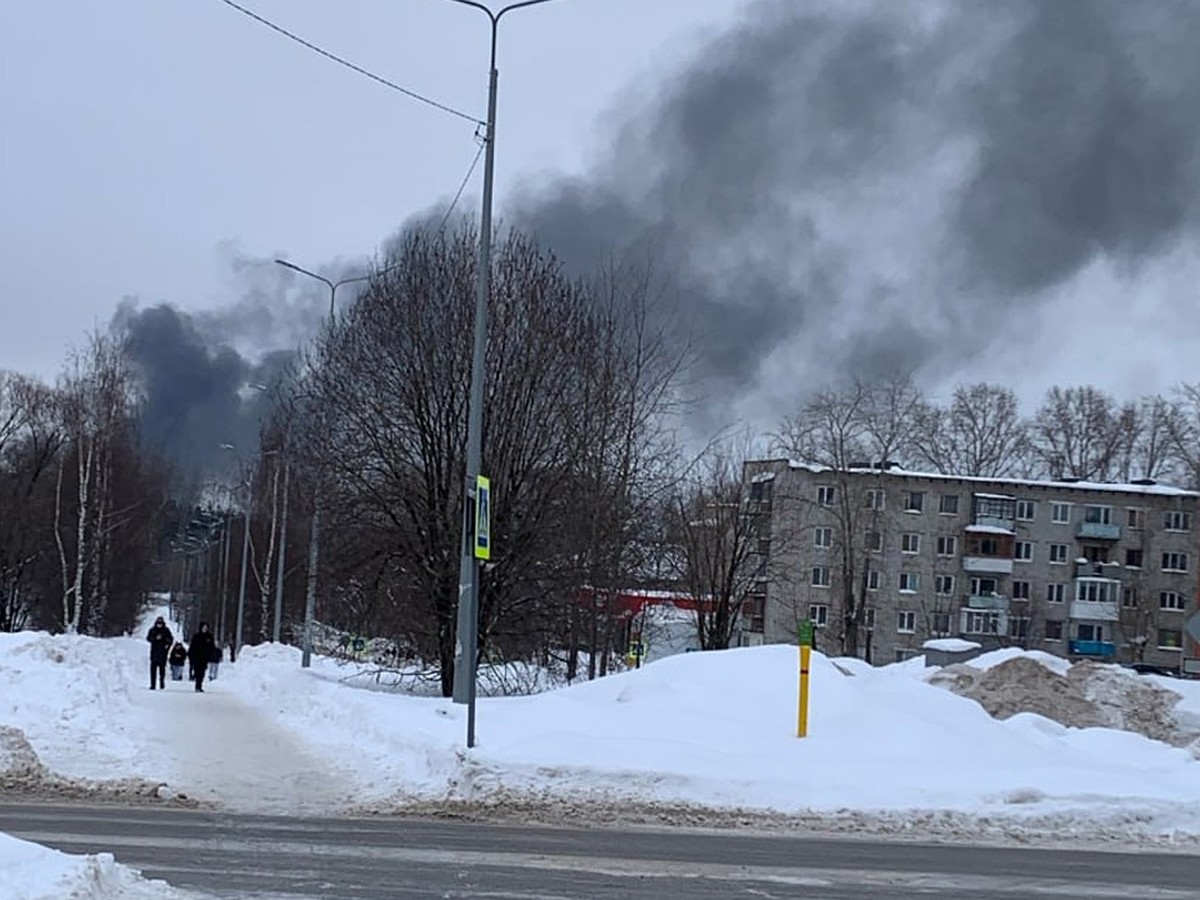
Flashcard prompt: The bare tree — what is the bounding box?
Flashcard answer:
[775,382,882,658]
[298,224,687,694]
[669,437,765,650]
[911,383,1031,477]
[1028,386,1127,481]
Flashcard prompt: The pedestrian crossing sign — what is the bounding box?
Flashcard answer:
[474,475,491,560]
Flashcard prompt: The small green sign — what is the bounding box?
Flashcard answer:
[798,619,815,647]
[474,475,491,560]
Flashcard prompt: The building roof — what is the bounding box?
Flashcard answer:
[777,461,1199,498]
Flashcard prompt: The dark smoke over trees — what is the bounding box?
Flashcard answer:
[512,0,1200,432]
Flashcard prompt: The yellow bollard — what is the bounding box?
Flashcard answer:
[797,644,811,738]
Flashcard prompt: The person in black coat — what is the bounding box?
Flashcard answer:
[146,616,173,690]
[168,641,188,681]
[187,622,216,693]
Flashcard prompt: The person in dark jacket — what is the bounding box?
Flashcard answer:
[187,622,216,692]
[207,641,223,681]
[146,616,173,690]
[168,641,188,681]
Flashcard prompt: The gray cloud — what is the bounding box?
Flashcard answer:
[510,0,1200,432]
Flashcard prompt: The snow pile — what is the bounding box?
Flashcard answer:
[927,653,1200,750]
[0,832,191,900]
[4,618,1200,846]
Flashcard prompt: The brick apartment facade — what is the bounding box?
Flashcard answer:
[739,460,1200,670]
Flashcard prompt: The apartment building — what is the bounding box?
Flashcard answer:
[740,460,1200,670]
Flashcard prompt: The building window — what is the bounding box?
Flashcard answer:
[1051,502,1072,524]
[811,566,831,587]
[939,494,959,515]
[809,603,829,627]
[1164,510,1192,532]
[1011,580,1031,600]
[963,611,1001,635]
[1046,583,1065,603]
[864,489,886,510]
[1014,541,1033,562]
[1009,617,1030,639]
[866,569,881,591]
[1122,587,1139,608]
[935,574,955,596]
[1126,508,1144,529]
[1016,500,1036,521]
[1049,543,1069,564]
[904,491,925,513]
[813,526,832,549]
[1125,548,1143,568]
[750,480,773,503]
[968,535,1005,556]
[1044,619,1064,641]
[1161,591,1186,611]
[743,594,765,633]
[817,485,835,508]
[895,648,920,662]
[936,536,957,557]
[1076,623,1105,642]
[1158,629,1183,650]
[864,607,876,630]
[865,530,883,552]
[1083,505,1113,525]
[970,576,998,596]
[1162,552,1189,573]
[901,533,921,554]
[930,612,952,636]
[1077,579,1117,603]
[897,610,916,633]
[898,572,920,593]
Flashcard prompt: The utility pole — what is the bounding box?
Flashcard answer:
[273,259,372,667]
[272,459,290,643]
[235,481,251,661]
[446,0,564,750]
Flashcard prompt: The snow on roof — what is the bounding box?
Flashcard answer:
[751,471,777,483]
[922,638,982,653]
[973,492,1016,500]
[779,461,1198,497]
[965,524,1014,535]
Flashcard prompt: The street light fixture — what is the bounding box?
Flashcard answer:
[273,257,373,668]
[443,0,567,750]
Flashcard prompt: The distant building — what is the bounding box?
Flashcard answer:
[576,588,703,663]
[739,460,1200,670]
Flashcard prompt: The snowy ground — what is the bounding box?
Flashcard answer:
[3,609,1200,897]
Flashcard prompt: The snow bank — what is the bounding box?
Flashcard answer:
[0,832,189,900]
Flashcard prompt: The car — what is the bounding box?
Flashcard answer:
[1123,662,1179,678]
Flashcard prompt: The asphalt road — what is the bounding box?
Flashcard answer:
[3,801,1199,899]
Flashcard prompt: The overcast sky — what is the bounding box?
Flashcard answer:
[5,0,1200,455]
[0,0,750,378]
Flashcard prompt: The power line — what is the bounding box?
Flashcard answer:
[437,135,486,233]
[212,0,484,126]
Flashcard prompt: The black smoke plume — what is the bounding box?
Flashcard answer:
[512,0,1200,431]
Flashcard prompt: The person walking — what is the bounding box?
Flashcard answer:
[208,641,223,681]
[168,641,188,681]
[187,623,216,692]
[146,616,173,690]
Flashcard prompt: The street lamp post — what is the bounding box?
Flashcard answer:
[234,477,252,661]
[273,259,372,667]
[445,0,564,749]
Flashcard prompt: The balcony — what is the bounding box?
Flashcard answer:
[1069,640,1116,658]
[965,593,1008,611]
[962,556,1014,574]
[1078,522,1121,540]
[1069,599,1120,622]
[1075,561,1120,579]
